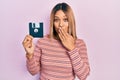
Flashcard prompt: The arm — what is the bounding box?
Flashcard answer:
[57,28,90,79]
[26,40,42,75]
[67,40,90,80]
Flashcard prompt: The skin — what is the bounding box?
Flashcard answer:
[22,35,34,59]
[22,10,75,59]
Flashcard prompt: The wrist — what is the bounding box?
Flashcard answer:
[68,46,75,51]
[26,53,33,60]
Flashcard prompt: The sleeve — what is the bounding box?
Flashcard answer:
[67,39,90,80]
[26,40,42,75]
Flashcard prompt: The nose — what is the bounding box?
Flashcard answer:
[59,21,63,27]
[60,23,62,27]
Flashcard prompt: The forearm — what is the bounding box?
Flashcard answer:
[26,53,40,75]
[67,48,90,80]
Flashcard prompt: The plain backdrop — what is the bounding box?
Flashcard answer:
[0,0,120,80]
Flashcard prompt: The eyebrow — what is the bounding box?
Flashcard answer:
[54,15,67,18]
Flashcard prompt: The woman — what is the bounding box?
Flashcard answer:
[22,2,90,80]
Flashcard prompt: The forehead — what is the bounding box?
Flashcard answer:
[54,10,67,17]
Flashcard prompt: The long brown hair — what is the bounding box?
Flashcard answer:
[49,2,77,40]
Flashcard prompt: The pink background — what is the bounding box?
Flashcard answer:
[0,0,120,80]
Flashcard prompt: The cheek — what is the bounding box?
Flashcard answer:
[63,23,69,32]
[62,26,69,33]
[64,23,69,32]
[54,23,59,32]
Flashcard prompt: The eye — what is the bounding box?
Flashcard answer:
[64,18,68,22]
[54,18,59,22]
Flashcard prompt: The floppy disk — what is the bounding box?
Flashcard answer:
[29,22,43,38]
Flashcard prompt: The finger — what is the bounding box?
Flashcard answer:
[27,35,33,39]
[25,41,33,48]
[26,35,33,41]
[23,40,31,47]
[62,28,68,37]
[31,42,34,48]
[23,35,28,44]
[58,32,64,41]
[59,28,66,41]
[59,28,66,39]
[25,43,31,48]
[23,37,32,47]
[23,35,33,44]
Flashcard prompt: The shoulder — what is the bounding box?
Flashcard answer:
[76,38,86,45]
[75,38,87,48]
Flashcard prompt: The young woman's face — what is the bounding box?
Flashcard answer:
[54,10,69,34]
